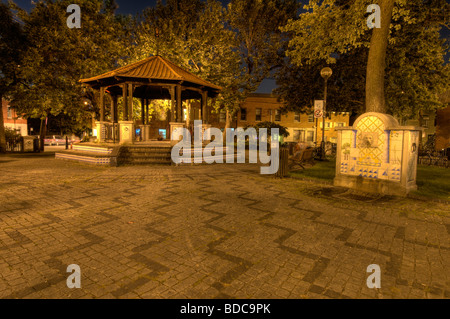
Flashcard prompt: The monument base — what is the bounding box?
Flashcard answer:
[334,175,417,197]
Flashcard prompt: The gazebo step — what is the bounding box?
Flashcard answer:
[122,157,172,161]
[121,151,172,156]
[55,152,113,165]
[117,145,173,165]
[124,149,171,153]
[119,159,172,165]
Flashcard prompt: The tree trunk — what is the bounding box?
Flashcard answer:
[39,117,46,151]
[418,110,423,149]
[365,0,395,113]
[0,94,6,153]
[225,109,231,130]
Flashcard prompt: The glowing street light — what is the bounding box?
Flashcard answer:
[320,67,332,160]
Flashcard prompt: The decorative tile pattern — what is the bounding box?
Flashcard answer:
[338,115,421,184]
[355,116,386,168]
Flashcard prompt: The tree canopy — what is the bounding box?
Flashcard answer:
[9,0,132,133]
[1,0,449,146]
[133,0,244,117]
[131,0,298,125]
[279,0,449,119]
[0,2,28,152]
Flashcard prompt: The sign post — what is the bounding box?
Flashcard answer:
[314,100,323,118]
[314,100,323,149]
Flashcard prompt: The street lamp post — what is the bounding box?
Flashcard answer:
[320,67,332,160]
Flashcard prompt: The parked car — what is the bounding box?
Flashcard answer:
[44,135,65,146]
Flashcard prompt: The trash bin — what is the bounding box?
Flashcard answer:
[22,136,37,152]
[33,136,40,152]
[275,146,289,178]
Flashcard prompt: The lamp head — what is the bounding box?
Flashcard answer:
[320,67,332,79]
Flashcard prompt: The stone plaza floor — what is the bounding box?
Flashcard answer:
[0,153,448,299]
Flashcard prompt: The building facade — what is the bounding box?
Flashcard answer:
[1,99,28,136]
[143,93,350,144]
[435,106,450,150]
[209,93,349,145]
[402,111,437,146]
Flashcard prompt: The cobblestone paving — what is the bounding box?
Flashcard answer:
[0,154,449,299]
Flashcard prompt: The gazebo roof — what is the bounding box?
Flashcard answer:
[80,55,222,92]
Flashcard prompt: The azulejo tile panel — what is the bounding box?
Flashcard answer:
[338,114,419,183]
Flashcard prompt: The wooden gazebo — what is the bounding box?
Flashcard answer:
[80,55,222,143]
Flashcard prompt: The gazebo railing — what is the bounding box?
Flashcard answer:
[101,123,119,143]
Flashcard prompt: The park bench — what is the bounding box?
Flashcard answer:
[288,147,315,170]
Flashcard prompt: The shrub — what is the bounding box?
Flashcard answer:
[5,127,21,140]
[248,121,290,138]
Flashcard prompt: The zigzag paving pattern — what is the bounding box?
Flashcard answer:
[0,155,449,299]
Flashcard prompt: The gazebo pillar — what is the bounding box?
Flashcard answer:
[145,99,150,124]
[111,95,118,123]
[185,100,191,128]
[140,97,149,141]
[169,85,185,144]
[128,83,134,122]
[111,94,118,143]
[176,85,182,122]
[122,83,128,121]
[201,91,211,141]
[145,99,151,140]
[95,87,108,143]
[99,87,105,122]
[118,83,134,144]
[201,91,208,123]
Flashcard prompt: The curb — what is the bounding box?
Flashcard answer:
[406,193,450,204]
[288,174,450,204]
[287,174,334,186]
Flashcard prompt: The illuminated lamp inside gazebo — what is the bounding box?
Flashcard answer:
[79,55,221,144]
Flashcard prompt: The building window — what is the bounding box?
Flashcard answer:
[294,130,306,142]
[240,108,247,121]
[275,110,281,122]
[294,112,300,122]
[336,122,344,127]
[423,120,429,128]
[7,106,12,119]
[308,114,314,122]
[219,110,226,123]
[306,131,314,142]
[255,108,262,122]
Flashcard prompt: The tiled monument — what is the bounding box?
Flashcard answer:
[334,112,422,196]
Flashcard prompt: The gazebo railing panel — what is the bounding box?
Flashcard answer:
[103,123,120,143]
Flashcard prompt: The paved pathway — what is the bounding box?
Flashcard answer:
[0,154,448,299]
